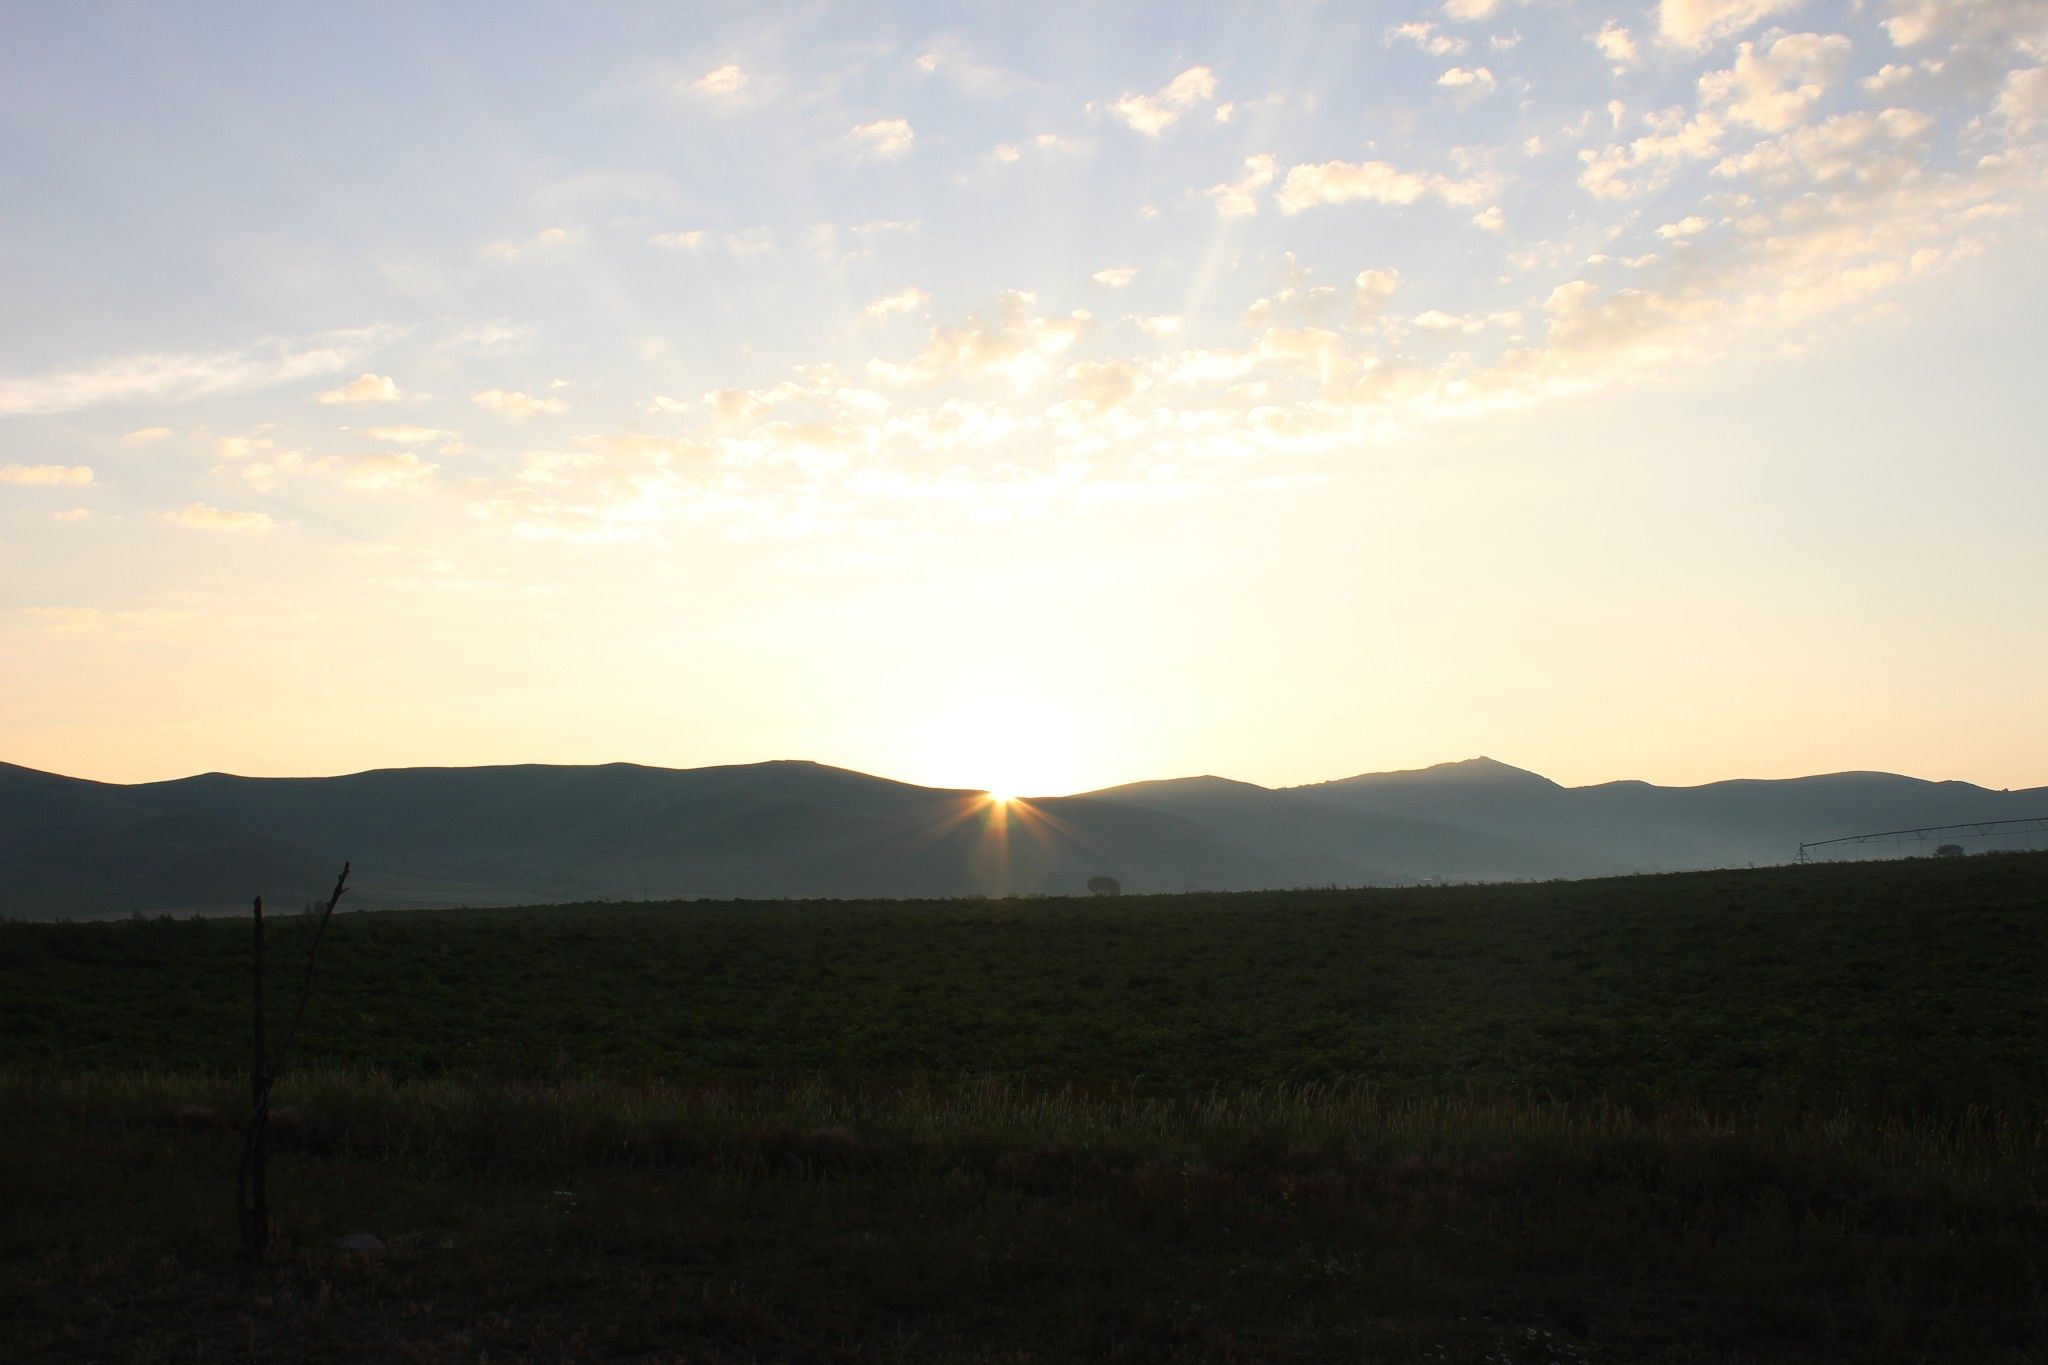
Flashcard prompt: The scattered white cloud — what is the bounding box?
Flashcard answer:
[1351,269,1404,326]
[2,463,93,486]
[1208,153,1279,217]
[1578,107,1726,199]
[1391,21,1467,56]
[0,326,396,416]
[2000,64,2048,131]
[311,451,438,492]
[1413,308,1522,333]
[440,322,537,359]
[868,290,1090,390]
[849,118,915,160]
[1130,314,1185,339]
[1110,66,1219,136]
[865,286,931,319]
[479,226,584,263]
[171,502,274,533]
[1443,0,1500,20]
[359,425,452,445]
[1091,267,1139,289]
[695,63,747,96]
[1658,0,1802,50]
[1064,358,1151,413]
[472,389,570,417]
[317,372,402,405]
[121,426,171,444]
[1472,204,1508,232]
[1276,158,1489,213]
[1712,106,1933,183]
[24,605,193,633]
[1659,215,1713,238]
[1699,32,1854,133]
[912,39,1032,97]
[212,433,270,460]
[1438,66,1498,96]
[1595,24,1639,65]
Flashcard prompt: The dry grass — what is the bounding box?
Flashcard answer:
[4,1067,2044,1363]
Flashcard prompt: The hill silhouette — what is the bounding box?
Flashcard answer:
[1,756,2041,917]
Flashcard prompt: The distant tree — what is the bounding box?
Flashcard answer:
[1087,875,1121,897]
[1935,843,1966,858]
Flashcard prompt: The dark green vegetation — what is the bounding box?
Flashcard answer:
[3,854,2045,1361]
[8,854,2045,1105]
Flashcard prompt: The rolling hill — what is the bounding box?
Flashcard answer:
[2,755,2041,918]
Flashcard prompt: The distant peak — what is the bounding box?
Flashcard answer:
[1304,756,1559,791]
[1075,774,1273,801]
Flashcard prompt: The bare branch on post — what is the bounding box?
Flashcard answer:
[236,861,350,1260]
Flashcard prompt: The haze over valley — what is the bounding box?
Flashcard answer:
[6,753,2039,917]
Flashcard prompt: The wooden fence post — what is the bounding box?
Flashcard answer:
[249,895,268,1258]
[236,863,349,1261]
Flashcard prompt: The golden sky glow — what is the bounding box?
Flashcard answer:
[3,3,2046,793]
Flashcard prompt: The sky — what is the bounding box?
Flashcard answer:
[3,0,2046,797]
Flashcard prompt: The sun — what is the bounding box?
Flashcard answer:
[904,684,1097,799]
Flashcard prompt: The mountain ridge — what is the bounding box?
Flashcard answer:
[3,756,2042,918]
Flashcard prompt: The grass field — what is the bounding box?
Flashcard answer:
[3,854,2046,1361]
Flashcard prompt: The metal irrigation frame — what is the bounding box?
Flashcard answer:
[1796,816,2048,864]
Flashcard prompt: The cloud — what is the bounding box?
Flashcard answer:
[1413,307,1524,334]
[1350,269,1404,327]
[1063,359,1151,414]
[649,227,777,256]
[121,426,171,444]
[479,226,584,262]
[1712,106,1933,184]
[1208,153,1279,217]
[1471,204,1507,232]
[694,63,746,96]
[1,463,93,486]
[1275,158,1489,213]
[440,322,538,359]
[1091,267,1138,288]
[1390,22,1467,55]
[317,372,402,405]
[1443,0,1500,19]
[868,290,1090,390]
[24,605,192,633]
[1578,108,1726,199]
[1130,314,1185,339]
[1659,215,1713,238]
[989,131,1091,166]
[359,425,452,445]
[849,118,914,160]
[647,229,706,251]
[2000,65,2048,131]
[1595,24,1639,64]
[213,431,274,460]
[1110,66,1219,136]
[1437,66,1498,96]
[0,325,395,416]
[1658,0,1802,50]
[171,502,274,533]
[311,451,438,492]
[912,39,1032,97]
[472,389,569,417]
[864,286,931,319]
[1699,32,1854,132]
